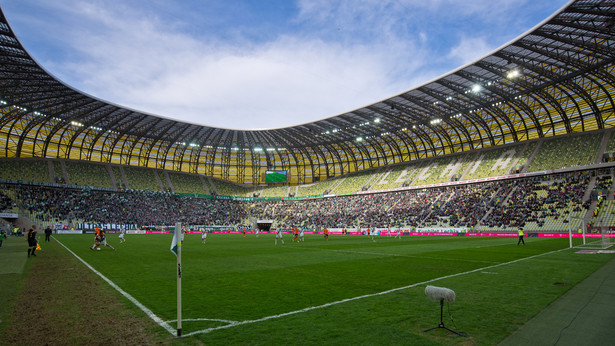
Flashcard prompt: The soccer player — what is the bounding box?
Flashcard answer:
[299,228,305,242]
[275,228,284,245]
[201,227,207,244]
[92,230,115,250]
[323,227,329,240]
[100,230,116,250]
[90,227,102,250]
[118,227,126,243]
[292,228,299,243]
[90,235,100,250]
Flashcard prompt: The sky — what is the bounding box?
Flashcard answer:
[1,0,570,130]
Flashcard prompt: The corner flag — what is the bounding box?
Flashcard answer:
[171,223,183,337]
[170,229,179,256]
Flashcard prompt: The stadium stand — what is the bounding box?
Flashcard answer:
[591,200,615,227]
[424,182,500,228]
[167,171,209,195]
[605,131,615,154]
[260,185,290,198]
[295,178,337,197]
[333,170,378,194]
[1,1,615,237]
[3,164,613,234]
[462,143,528,180]
[210,178,252,197]
[526,133,602,172]
[1,3,615,344]
[123,166,163,192]
[0,189,14,212]
[410,155,466,186]
[0,125,610,234]
[512,141,538,174]
[0,159,50,184]
[478,173,590,232]
[110,165,124,189]
[370,162,421,191]
[64,161,113,189]
[52,160,65,183]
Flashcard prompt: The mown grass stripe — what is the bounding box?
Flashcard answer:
[53,236,176,336]
[182,246,570,337]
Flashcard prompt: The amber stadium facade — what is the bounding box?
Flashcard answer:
[1,0,614,186]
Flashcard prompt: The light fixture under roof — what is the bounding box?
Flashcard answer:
[507,69,520,79]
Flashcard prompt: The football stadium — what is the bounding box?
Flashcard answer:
[1,1,615,344]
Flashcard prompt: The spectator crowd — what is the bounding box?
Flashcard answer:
[0,170,610,232]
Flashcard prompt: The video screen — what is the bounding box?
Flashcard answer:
[265,170,287,183]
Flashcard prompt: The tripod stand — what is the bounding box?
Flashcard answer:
[423,299,466,337]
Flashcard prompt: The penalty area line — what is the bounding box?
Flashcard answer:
[183,246,571,338]
[53,236,176,336]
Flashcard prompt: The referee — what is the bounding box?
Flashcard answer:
[27,225,38,257]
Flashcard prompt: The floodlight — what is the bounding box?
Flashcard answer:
[507,69,520,79]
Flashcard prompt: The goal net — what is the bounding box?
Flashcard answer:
[573,224,615,250]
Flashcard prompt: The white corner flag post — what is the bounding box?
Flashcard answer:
[170,222,183,337]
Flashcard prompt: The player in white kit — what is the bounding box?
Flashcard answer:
[275,228,284,245]
[200,227,207,244]
[118,227,126,243]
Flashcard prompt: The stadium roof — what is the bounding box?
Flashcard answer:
[1,0,615,185]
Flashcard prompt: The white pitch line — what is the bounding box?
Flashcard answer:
[54,236,176,336]
[182,246,571,337]
[165,318,239,324]
[56,235,570,338]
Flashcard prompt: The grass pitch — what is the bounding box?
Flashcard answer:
[52,233,613,345]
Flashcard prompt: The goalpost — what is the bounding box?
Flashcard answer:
[570,221,614,250]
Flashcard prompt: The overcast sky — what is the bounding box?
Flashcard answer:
[2,0,569,130]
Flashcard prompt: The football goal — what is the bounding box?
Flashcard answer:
[571,223,615,250]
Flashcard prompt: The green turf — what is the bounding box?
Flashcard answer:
[500,256,615,345]
[53,233,614,345]
[0,236,29,327]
